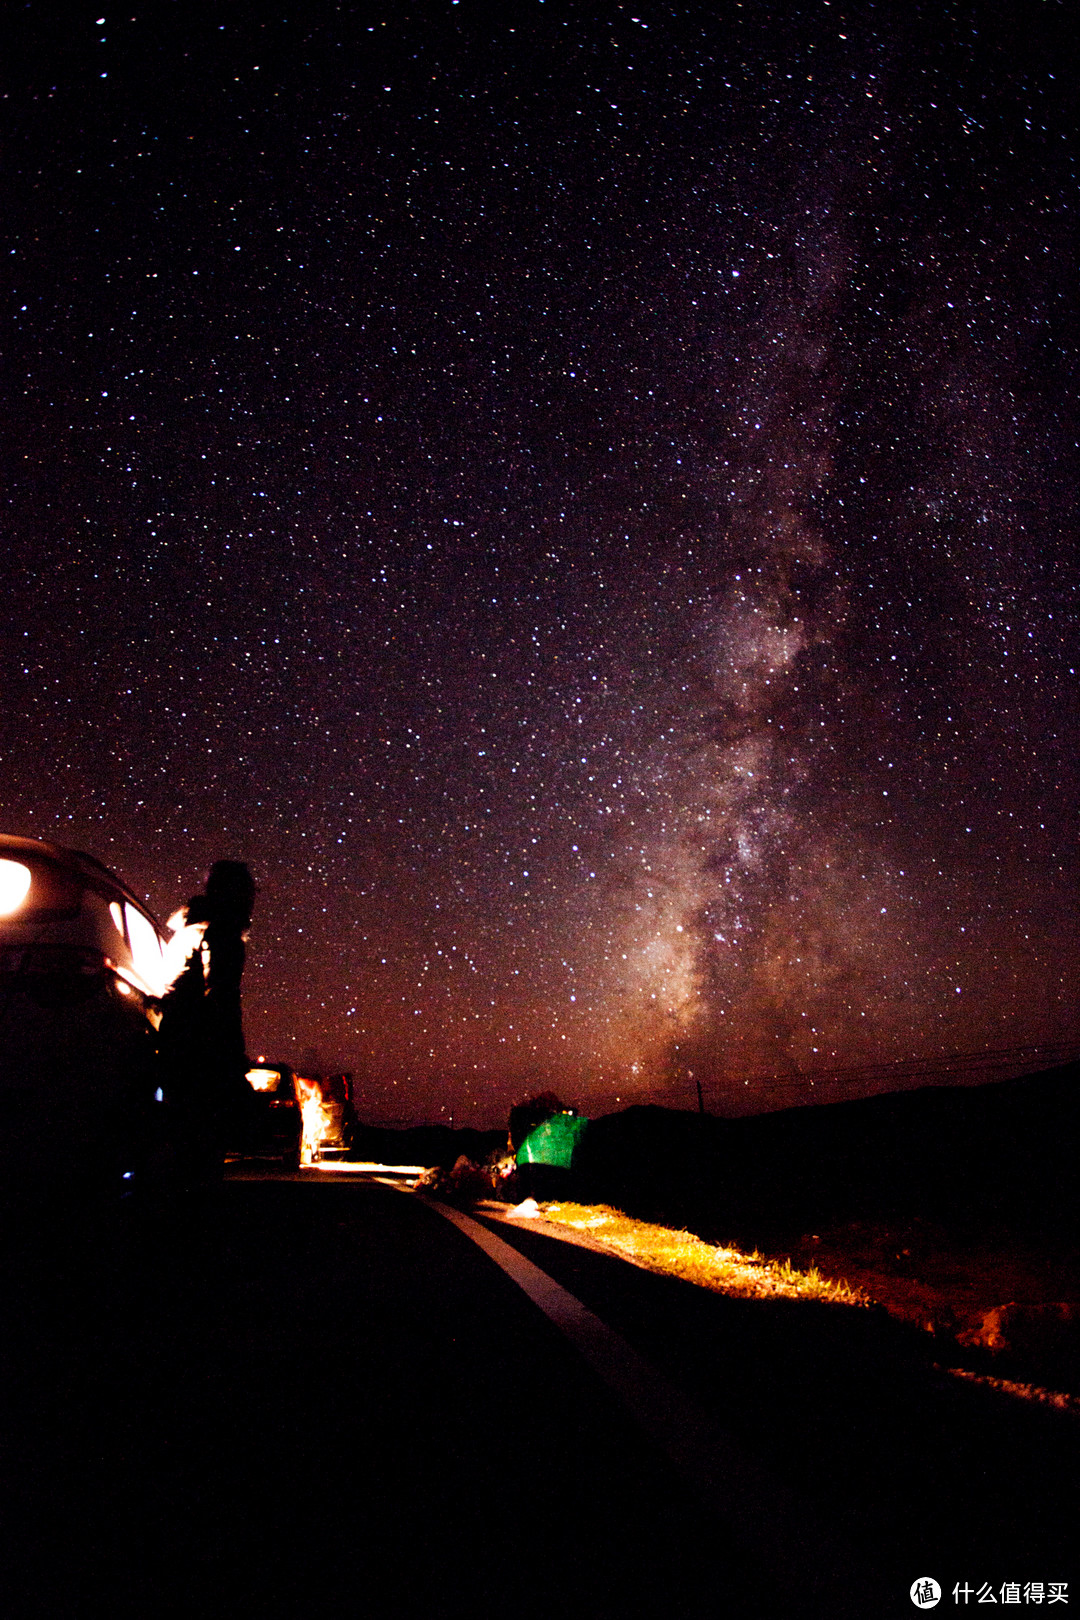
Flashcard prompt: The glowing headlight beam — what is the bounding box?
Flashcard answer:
[0,860,32,916]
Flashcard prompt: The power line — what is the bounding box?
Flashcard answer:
[704,1041,1080,1102]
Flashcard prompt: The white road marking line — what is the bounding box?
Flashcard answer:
[426,1197,876,1618]
[432,1199,770,1503]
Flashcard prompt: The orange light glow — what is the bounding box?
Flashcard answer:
[246,1066,281,1092]
[295,1074,336,1165]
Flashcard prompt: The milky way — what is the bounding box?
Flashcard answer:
[2,1,1076,1123]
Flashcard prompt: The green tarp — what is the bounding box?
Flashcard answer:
[516,1112,589,1169]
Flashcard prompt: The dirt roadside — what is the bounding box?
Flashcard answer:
[467,1193,1080,1403]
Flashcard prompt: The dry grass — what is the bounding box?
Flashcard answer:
[538,1201,868,1306]
[943,1365,1080,1418]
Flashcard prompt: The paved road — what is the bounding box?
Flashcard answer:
[1,1173,1075,1619]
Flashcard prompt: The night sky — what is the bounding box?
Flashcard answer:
[3,0,1077,1125]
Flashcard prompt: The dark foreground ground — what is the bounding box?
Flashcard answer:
[1,1173,1076,1619]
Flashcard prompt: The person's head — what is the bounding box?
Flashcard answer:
[204,861,256,930]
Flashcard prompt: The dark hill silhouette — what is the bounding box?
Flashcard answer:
[574,1065,1080,1251]
[348,1066,1077,1255]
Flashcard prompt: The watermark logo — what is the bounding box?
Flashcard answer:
[911,1578,942,1609]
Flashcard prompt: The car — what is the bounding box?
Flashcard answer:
[0,833,170,1203]
[235,1062,303,1170]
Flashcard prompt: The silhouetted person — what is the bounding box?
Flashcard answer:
[158,860,257,1184]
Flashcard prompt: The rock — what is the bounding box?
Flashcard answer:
[958,1301,1080,1388]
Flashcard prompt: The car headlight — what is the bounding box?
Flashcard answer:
[0,860,32,916]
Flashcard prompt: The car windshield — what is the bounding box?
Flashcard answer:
[247,1067,284,1092]
[122,902,164,995]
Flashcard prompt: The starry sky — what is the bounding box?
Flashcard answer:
[2,0,1077,1124]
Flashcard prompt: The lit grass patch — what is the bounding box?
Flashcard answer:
[539,1202,868,1306]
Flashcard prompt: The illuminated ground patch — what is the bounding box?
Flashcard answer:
[534,1201,868,1306]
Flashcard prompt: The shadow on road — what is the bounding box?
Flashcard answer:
[0,1179,776,1619]
[1,1176,1074,1618]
